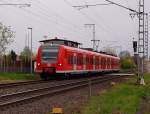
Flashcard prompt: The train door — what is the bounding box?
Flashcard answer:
[86,55,90,70]
[93,56,95,70]
[112,59,114,69]
[111,58,113,70]
[99,56,101,70]
[108,58,110,70]
[73,53,77,71]
[83,54,86,70]
[101,57,103,70]
[110,58,112,70]
[106,58,108,70]
[104,58,106,70]
[103,58,105,70]
[95,56,99,70]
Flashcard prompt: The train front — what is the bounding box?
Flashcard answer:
[35,44,60,79]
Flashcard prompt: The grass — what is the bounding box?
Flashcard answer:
[81,73,150,114]
[0,73,40,81]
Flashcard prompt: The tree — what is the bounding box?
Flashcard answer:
[0,23,14,55]
[120,57,135,69]
[119,50,135,70]
[20,46,32,63]
[5,50,17,71]
[10,50,17,62]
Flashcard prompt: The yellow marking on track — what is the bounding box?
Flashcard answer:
[52,108,63,114]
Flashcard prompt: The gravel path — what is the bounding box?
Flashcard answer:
[0,76,129,114]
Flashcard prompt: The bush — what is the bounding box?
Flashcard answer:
[120,58,135,70]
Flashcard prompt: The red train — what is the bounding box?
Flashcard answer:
[35,38,120,79]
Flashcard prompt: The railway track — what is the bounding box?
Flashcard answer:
[0,73,133,89]
[0,74,132,110]
[0,80,48,89]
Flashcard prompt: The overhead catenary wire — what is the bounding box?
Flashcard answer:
[64,0,122,41]
[0,0,88,42]
[0,0,88,53]
[1,0,143,53]
[88,7,121,39]
[31,0,90,39]
[72,0,121,39]
[30,0,97,43]
[72,3,112,10]
[68,0,141,51]
[29,0,112,46]
[105,0,138,13]
[35,0,84,29]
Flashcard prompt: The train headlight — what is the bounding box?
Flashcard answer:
[58,63,62,66]
[37,63,40,66]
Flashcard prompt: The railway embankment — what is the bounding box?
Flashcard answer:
[0,73,39,83]
[0,74,131,114]
[81,73,150,114]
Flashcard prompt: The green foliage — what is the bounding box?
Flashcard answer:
[119,50,135,70]
[120,57,135,70]
[82,74,150,114]
[10,50,17,62]
[20,46,32,62]
[0,73,39,80]
[6,50,17,62]
[20,46,31,57]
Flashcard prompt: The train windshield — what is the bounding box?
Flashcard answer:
[41,45,59,63]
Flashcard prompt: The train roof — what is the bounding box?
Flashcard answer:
[39,38,118,58]
[39,38,81,48]
[62,45,119,59]
[81,48,117,57]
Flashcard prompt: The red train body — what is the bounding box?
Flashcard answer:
[35,38,120,79]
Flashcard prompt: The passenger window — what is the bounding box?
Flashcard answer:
[99,58,101,65]
[77,54,83,65]
[86,57,89,65]
[73,56,76,64]
[90,57,93,65]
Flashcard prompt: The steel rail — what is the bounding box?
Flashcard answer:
[0,73,133,89]
[0,80,51,89]
[0,74,130,109]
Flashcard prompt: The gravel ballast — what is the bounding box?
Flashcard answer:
[0,77,129,114]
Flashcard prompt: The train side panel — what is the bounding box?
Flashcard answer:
[35,44,120,79]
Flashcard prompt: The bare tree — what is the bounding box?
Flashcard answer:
[0,23,14,55]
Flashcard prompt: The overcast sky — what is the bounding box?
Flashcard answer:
[0,0,149,55]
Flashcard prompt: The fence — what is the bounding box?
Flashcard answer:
[0,57,34,73]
